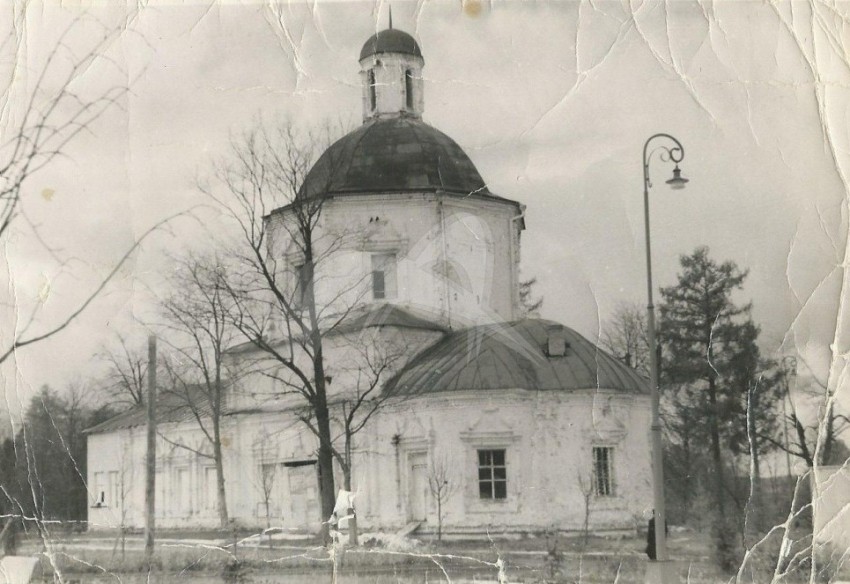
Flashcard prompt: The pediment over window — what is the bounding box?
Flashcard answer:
[360,224,408,253]
[460,411,519,445]
[281,431,315,461]
[395,415,431,449]
[590,398,627,442]
[252,429,280,461]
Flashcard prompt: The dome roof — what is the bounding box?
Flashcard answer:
[298,117,493,199]
[385,319,649,396]
[360,29,422,61]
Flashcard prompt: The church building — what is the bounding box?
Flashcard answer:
[87,25,653,537]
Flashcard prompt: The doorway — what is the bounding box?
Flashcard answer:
[407,452,428,521]
[287,462,320,530]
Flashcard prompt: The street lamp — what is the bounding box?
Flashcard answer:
[642,133,687,583]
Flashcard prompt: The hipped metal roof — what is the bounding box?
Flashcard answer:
[88,318,647,435]
[85,386,216,435]
[385,319,649,396]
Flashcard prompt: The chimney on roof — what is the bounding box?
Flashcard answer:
[546,326,568,357]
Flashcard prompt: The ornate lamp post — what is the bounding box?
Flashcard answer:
[642,134,688,582]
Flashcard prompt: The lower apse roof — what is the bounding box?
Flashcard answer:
[385,319,649,396]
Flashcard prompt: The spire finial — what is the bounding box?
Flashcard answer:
[388,5,393,29]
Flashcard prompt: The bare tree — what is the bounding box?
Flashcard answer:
[427,453,458,542]
[258,463,277,532]
[200,119,361,538]
[251,432,279,542]
[600,301,649,376]
[292,326,408,544]
[157,253,245,529]
[518,277,543,318]
[0,22,178,366]
[767,358,850,468]
[98,334,150,408]
[576,471,593,550]
[110,436,135,561]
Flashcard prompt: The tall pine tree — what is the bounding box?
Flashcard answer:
[659,247,780,569]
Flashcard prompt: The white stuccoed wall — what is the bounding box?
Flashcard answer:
[88,384,652,534]
[360,390,653,534]
[88,421,239,530]
[359,53,424,121]
[266,194,522,326]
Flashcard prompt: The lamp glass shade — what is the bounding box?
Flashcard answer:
[666,166,689,190]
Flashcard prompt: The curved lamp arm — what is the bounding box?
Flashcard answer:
[643,134,685,189]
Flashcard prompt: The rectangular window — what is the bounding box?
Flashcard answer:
[368,69,377,111]
[203,467,218,511]
[593,446,614,497]
[175,468,191,515]
[93,472,107,506]
[478,449,507,500]
[405,69,414,109]
[371,253,397,300]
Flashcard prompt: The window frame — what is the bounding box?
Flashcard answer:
[370,252,397,300]
[92,471,107,507]
[368,69,377,111]
[404,69,414,110]
[477,448,508,501]
[203,466,218,512]
[592,446,615,497]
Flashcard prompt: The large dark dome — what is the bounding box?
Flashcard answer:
[298,117,492,199]
[359,29,422,61]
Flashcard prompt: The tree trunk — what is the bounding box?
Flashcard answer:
[314,400,336,541]
[343,465,357,546]
[213,419,230,530]
[437,497,443,542]
[793,415,814,467]
[305,248,337,542]
[682,432,692,516]
[144,335,157,565]
[745,385,764,542]
[707,376,736,569]
[707,378,726,514]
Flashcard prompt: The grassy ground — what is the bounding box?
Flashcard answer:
[16,526,846,583]
[11,528,734,583]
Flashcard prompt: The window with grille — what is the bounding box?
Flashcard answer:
[593,446,614,497]
[371,253,397,300]
[478,449,507,500]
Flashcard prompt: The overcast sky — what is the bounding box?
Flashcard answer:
[1,0,848,418]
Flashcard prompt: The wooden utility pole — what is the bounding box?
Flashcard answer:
[144,335,157,563]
